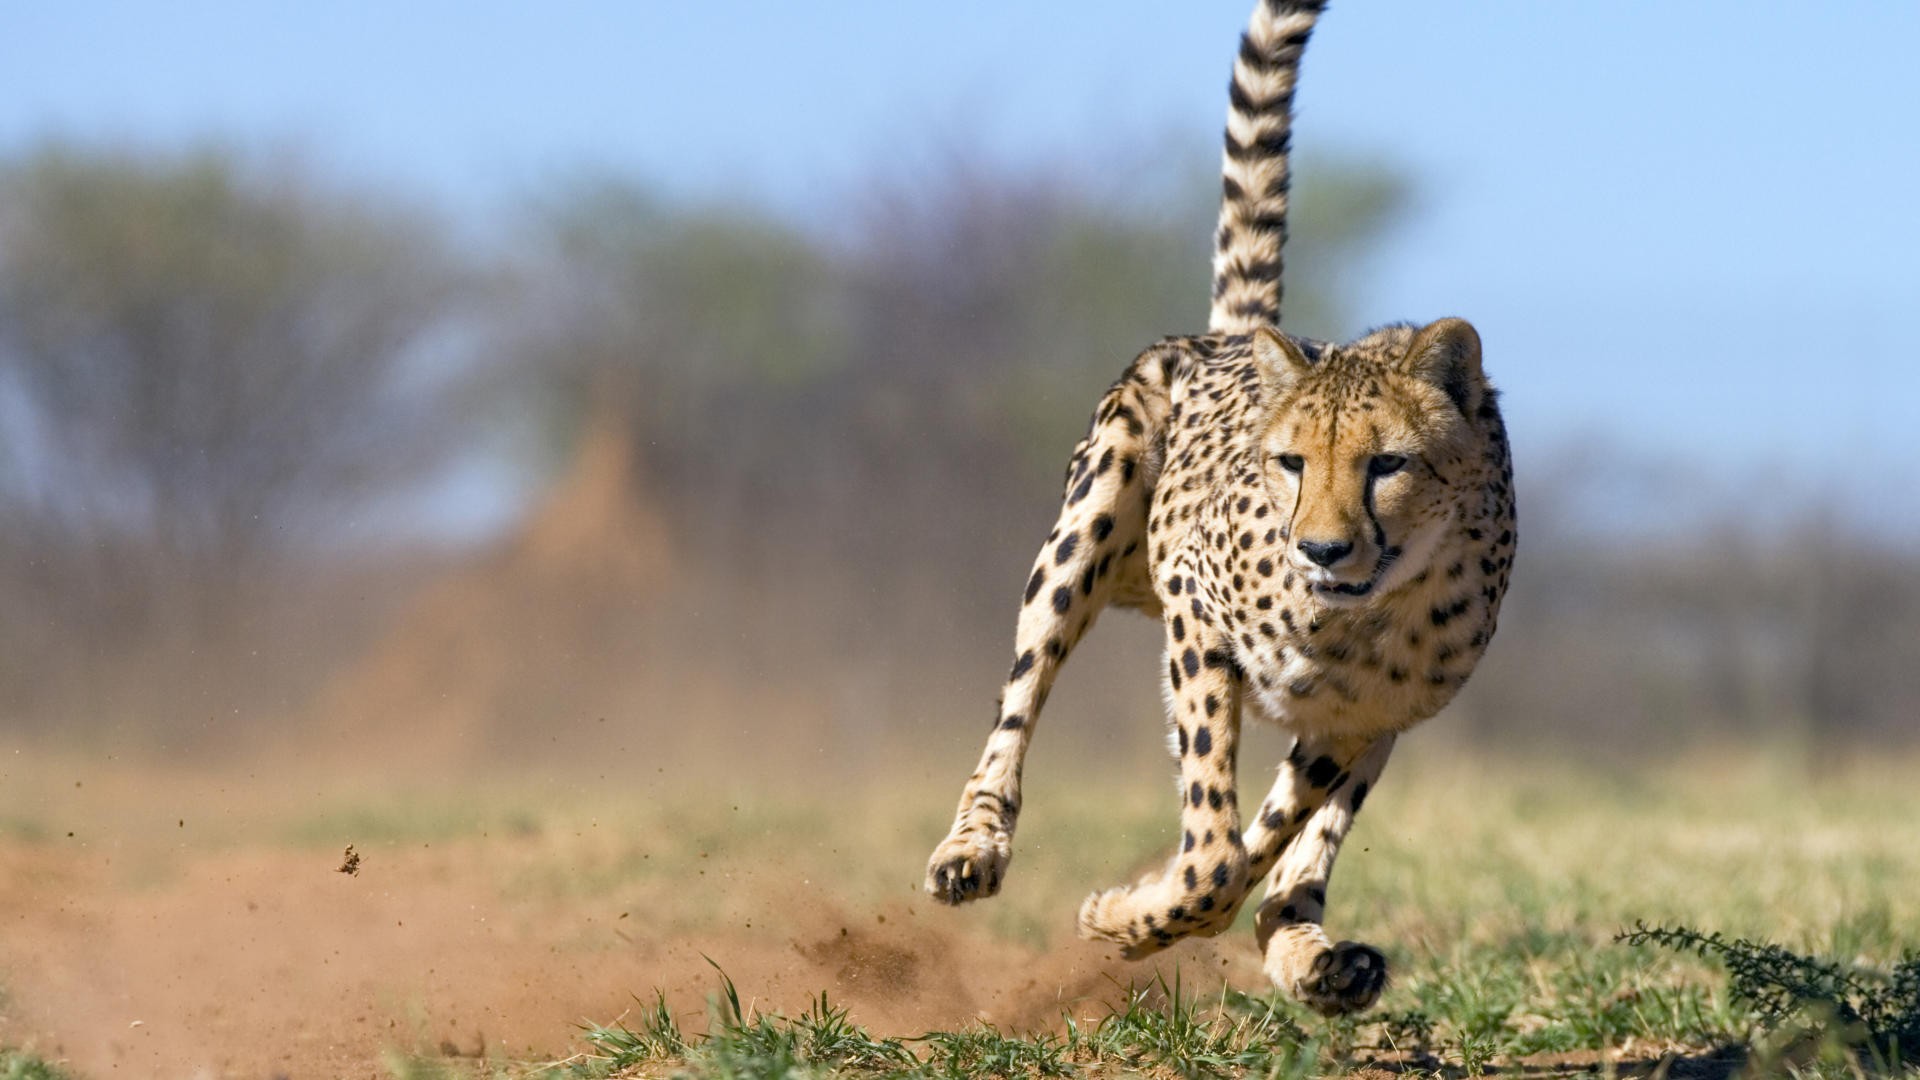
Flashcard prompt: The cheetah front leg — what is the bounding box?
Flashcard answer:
[1252,734,1395,1015]
[925,368,1163,905]
[1076,616,1251,956]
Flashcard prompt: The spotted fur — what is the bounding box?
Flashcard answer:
[924,1,1516,1017]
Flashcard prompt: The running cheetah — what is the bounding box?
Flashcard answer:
[923,0,1515,1016]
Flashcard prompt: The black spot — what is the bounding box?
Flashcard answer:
[1184,830,1195,852]
[1256,558,1273,576]
[1054,532,1079,565]
[1189,782,1203,807]
[1239,531,1254,549]
[1009,650,1035,680]
[1198,895,1215,912]
[1080,565,1097,596]
[1255,596,1273,610]
[1172,615,1186,641]
[1069,473,1094,505]
[1182,648,1200,678]
[1263,809,1285,829]
[1092,514,1115,542]
[1025,569,1045,604]
[1308,887,1326,907]
[1351,781,1370,812]
[1046,637,1064,659]
[1212,862,1230,888]
[1184,866,1198,890]
[1194,726,1213,756]
[1169,576,1183,596]
[1203,694,1219,717]
[1305,755,1340,787]
[1280,904,1297,920]
[999,714,1025,731]
[1051,586,1073,614]
[1169,658,1182,690]
[1203,648,1235,671]
[1207,787,1223,811]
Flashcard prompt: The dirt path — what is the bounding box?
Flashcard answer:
[0,837,1256,1078]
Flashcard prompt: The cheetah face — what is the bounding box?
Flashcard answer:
[1252,320,1486,609]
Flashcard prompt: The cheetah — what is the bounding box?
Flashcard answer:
[923,0,1515,1016]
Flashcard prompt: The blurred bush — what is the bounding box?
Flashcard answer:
[0,141,1912,761]
[0,146,473,738]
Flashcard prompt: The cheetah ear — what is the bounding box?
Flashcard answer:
[1403,317,1484,417]
[1251,326,1313,393]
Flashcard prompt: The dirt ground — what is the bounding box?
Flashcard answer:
[0,810,1253,1079]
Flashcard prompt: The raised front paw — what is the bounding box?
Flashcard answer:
[924,829,1011,905]
[1292,940,1388,1016]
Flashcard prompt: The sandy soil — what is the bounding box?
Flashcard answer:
[0,832,1257,1079]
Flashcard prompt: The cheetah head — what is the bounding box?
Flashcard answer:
[1252,318,1488,609]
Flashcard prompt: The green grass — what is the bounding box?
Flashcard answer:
[355,748,1920,1079]
[380,942,1918,1079]
[0,1048,71,1080]
[9,746,1908,1079]
[471,967,1328,1080]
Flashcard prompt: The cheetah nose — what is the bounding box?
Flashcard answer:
[1296,539,1353,568]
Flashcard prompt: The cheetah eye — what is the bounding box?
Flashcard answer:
[1275,453,1304,474]
[1368,454,1408,477]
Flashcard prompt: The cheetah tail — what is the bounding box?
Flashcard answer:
[1208,0,1324,335]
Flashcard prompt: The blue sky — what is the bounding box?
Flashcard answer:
[6,1,1918,530]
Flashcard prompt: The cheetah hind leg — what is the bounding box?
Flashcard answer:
[925,361,1164,905]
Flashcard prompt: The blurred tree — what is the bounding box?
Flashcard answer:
[482,150,1413,728]
[0,145,469,723]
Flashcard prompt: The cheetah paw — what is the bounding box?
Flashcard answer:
[924,830,1011,905]
[1291,940,1389,1016]
[1077,877,1237,960]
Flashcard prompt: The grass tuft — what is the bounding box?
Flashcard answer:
[0,1048,71,1080]
[1621,922,1920,1070]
